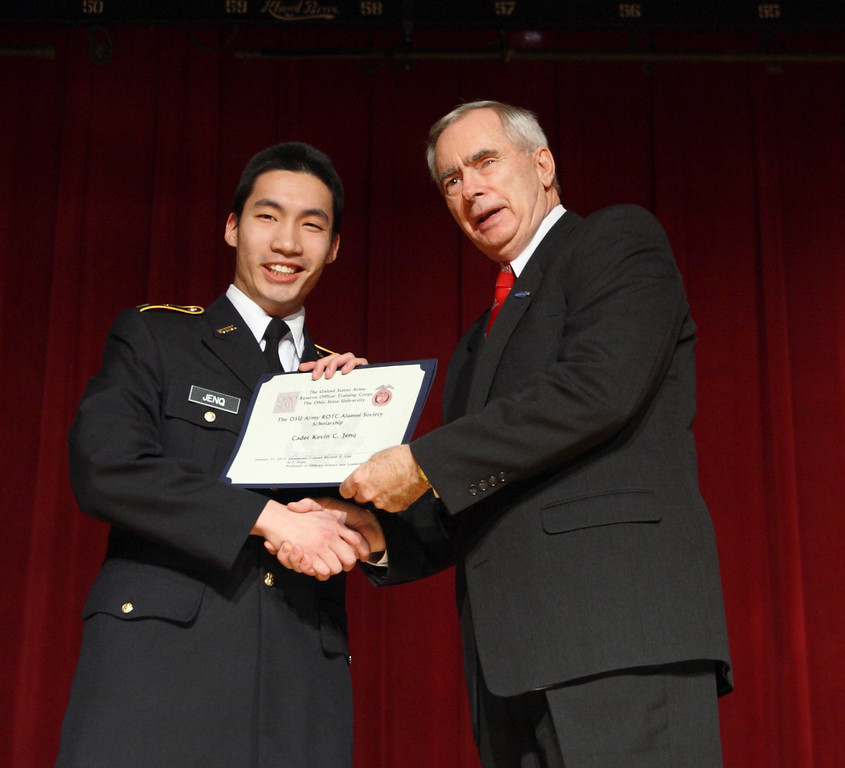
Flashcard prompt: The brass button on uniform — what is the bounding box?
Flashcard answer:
[204,411,216,423]
[121,602,134,614]
[264,572,275,587]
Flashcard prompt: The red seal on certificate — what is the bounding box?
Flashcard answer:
[372,385,393,406]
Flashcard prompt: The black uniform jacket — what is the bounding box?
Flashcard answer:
[375,205,732,705]
[57,295,352,768]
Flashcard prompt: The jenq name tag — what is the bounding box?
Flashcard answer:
[189,385,241,414]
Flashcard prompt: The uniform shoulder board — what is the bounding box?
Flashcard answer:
[137,304,205,315]
[314,344,336,358]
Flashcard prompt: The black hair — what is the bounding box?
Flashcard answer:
[231,142,344,237]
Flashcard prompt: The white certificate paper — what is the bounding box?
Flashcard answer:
[221,360,437,488]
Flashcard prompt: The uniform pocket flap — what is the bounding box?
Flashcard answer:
[82,560,205,624]
[165,379,243,434]
[540,489,660,534]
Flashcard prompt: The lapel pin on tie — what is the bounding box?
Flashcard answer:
[514,291,531,298]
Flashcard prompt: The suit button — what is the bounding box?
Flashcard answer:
[121,602,134,614]
[498,471,507,483]
[487,475,498,487]
[264,572,275,587]
[468,484,478,496]
[478,480,488,491]
[204,411,216,423]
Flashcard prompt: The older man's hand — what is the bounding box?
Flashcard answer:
[339,444,430,513]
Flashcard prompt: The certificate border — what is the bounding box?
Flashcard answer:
[220,359,437,489]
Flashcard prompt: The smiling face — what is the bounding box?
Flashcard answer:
[225,169,339,318]
[434,108,559,264]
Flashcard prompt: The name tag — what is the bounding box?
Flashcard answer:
[188,386,240,414]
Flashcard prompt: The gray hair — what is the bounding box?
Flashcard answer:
[425,100,558,191]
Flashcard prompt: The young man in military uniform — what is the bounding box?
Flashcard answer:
[56,142,369,768]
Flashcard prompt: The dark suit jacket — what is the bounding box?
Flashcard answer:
[378,205,732,703]
[57,295,352,768]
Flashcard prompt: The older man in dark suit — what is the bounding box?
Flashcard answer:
[56,142,371,768]
[332,101,732,768]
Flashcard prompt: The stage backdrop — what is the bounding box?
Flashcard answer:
[1,22,844,768]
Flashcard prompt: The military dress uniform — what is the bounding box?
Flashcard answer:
[56,292,352,768]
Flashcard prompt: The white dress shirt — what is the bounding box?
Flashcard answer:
[226,284,305,372]
[508,204,566,278]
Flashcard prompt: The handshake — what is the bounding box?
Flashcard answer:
[250,444,433,580]
[253,496,385,581]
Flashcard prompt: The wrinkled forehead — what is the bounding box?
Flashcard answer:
[434,110,511,168]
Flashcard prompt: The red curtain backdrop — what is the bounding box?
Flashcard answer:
[2,23,844,768]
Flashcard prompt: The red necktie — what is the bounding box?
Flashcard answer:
[486,264,515,335]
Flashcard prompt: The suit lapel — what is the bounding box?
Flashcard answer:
[463,211,581,414]
[301,327,320,364]
[442,319,485,423]
[201,296,267,391]
[201,295,322,388]
[464,266,541,414]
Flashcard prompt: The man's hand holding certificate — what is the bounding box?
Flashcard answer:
[222,360,436,487]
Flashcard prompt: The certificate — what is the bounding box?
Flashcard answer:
[221,360,437,488]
